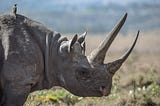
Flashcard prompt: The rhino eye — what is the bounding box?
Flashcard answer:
[76,67,90,79]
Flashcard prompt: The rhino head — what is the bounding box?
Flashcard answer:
[55,13,139,97]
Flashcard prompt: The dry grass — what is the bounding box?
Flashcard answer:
[85,31,160,54]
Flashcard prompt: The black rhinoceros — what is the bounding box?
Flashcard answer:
[0,12,139,106]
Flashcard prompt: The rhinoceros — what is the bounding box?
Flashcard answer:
[0,12,139,106]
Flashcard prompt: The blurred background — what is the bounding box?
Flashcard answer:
[0,0,160,34]
[0,0,160,106]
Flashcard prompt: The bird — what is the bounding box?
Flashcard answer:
[12,4,17,15]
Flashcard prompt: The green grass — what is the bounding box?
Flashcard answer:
[24,88,83,106]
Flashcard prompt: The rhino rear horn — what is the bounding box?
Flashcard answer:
[105,31,139,75]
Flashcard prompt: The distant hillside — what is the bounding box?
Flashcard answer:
[0,0,160,34]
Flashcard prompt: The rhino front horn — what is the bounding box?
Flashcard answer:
[88,13,128,64]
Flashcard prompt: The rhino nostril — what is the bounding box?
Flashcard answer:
[101,86,105,89]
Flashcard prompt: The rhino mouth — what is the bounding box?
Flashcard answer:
[99,86,110,96]
[80,85,111,97]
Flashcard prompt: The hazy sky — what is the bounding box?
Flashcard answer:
[0,0,159,33]
[0,0,154,6]
[1,0,158,12]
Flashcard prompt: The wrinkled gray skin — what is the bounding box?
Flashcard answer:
[0,13,139,106]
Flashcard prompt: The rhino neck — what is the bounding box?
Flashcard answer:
[18,14,62,88]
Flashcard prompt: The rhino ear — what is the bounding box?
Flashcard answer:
[78,32,87,44]
[59,34,78,55]
[82,42,86,55]
[77,32,87,55]
[68,34,78,52]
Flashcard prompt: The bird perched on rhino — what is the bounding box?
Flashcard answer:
[12,4,17,16]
